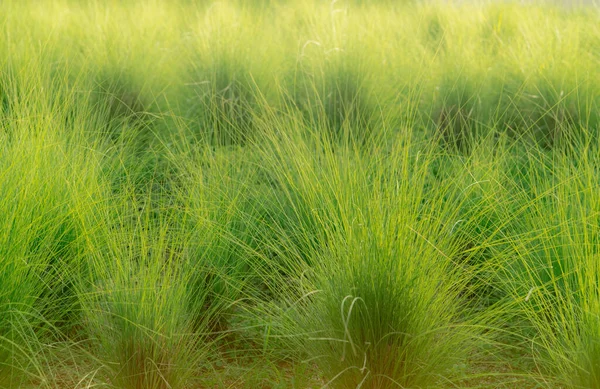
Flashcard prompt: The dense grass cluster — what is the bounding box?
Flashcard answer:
[1,0,600,387]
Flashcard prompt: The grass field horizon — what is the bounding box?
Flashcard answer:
[1,0,599,388]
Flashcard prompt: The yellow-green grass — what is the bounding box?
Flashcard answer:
[0,0,599,388]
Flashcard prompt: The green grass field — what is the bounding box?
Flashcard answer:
[1,0,600,387]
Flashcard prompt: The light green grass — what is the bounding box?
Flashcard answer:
[0,0,599,388]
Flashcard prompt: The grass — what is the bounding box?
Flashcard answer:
[258,135,481,388]
[0,0,599,388]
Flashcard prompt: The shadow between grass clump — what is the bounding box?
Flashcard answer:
[421,9,446,54]
[0,85,10,118]
[291,54,376,146]
[496,71,598,150]
[431,69,490,154]
[172,147,276,338]
[183,57,261,146]
[89,69,157,152]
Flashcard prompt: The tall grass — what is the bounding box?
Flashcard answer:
[489,142,600,388]
[76,195,210,389]
[0,0,599,388]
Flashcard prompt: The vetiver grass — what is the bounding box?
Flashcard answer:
[488,140,600,388]
[76,193,211,389]
[0,0,599,388]
[247,115,492,387]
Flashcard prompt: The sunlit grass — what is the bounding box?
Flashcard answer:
[0,0,599,387]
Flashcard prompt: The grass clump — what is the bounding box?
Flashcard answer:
[79,210,205,389]
[251,122,489,387]
[493,146,600,388]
